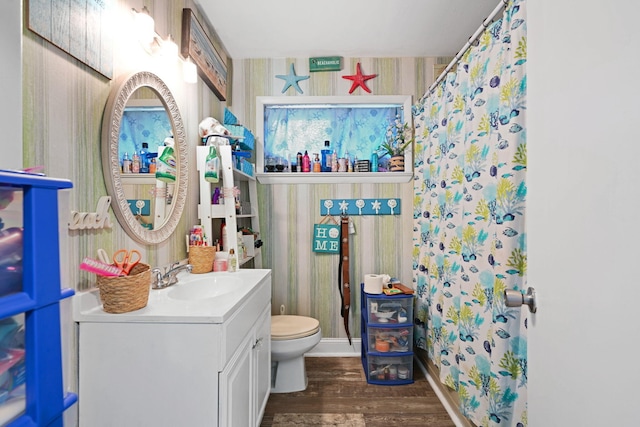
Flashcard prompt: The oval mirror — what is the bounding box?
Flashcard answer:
[101,71,188,245]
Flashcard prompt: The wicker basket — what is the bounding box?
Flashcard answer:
[188,246,216,273]
[97,263,151,314]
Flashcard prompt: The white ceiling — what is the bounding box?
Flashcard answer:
[195,0,501,59]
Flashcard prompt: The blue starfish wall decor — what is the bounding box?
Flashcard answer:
[342,62,377,94]
[276,63,310,94]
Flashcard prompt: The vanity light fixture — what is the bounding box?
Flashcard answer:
[183,57,198,84]
[133,7,155,48]
[132,8,195,84]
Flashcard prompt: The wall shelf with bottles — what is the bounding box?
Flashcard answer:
[256,95,414,185]
[257,171,413,184]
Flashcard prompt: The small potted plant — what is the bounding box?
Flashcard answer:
[381,115,413,172]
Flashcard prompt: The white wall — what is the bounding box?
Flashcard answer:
[0,1,22,169]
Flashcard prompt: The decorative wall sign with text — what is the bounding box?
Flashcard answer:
[69,196,112,230]
[320,199,401,216]
[309,56,342,72]
[312,223,341,253]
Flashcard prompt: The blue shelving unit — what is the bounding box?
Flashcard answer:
[361,283,415,385]
[0,171,76,426]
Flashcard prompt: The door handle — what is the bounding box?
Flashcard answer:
[504,287,537,313]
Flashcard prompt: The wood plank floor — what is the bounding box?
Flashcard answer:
[261,357,455,427]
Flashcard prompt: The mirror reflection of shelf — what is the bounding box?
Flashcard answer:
[120,173,157,185]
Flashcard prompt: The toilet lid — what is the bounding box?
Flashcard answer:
[271,315,320,340]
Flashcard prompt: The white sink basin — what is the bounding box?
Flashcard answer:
[168,276,241,301]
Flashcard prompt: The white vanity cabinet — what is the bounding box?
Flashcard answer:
[219,305,270,426]
[74,270,271,427]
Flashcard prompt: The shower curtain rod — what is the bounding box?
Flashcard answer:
[424,0,508,99]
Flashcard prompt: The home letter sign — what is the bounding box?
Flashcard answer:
[312,223,340,253]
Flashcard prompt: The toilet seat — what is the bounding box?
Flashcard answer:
[271,315,320,340]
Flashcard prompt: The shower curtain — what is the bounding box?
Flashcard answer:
[413,1,527,425]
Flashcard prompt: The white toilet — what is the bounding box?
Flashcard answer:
[271,315,321,393]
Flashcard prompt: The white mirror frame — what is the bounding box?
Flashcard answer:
[101,71,188,245]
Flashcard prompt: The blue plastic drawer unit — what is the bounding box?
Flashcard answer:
[0,170,76,426]
[360,283,415,385]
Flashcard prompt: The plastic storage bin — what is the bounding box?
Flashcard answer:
[366,325,413,353]
[364,354,414,385]
[366,294,413,325]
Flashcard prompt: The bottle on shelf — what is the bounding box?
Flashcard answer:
[122,152,131,173]
[371,152,379,172]
[346,151,353,172]
[331,151,338,172]
[312,153,321,172]
[149,158,157,174]
[140,142,150,173]
[321,140,331,172]
[156,137,177,182]
[204,145,219,183]
[296,152,303,173]
[302,150,311,172]
[131,151,140,173]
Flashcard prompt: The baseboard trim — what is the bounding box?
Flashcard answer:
[306,338,362,357]
[415,350,476,427]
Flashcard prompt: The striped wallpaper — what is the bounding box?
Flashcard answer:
[21,0,449,339]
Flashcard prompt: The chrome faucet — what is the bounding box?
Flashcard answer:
[151,262,193,289]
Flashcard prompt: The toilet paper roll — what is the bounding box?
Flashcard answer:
[364,274,384,294]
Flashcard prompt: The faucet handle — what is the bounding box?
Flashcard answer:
[151,268,163,288]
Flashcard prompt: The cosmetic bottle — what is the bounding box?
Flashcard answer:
[122,152,131,173]
[313,153,321,172]
[131,151,140,173]
[296,152,303,173]
[331,151,338,172]
[302,150,311,172]
[228,249,237,272]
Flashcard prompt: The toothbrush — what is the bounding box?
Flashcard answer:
[80,257,124,277]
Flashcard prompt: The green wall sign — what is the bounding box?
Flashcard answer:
[312,223,341,253]
[309,56,342,72]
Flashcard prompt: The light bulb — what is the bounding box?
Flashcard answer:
[162,35,179,58]
[134,7,155,47]
[183,57,198,84]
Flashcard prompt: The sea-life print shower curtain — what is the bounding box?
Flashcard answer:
[413,1,527,426]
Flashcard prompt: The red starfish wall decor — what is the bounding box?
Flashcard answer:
[342,62,377,94]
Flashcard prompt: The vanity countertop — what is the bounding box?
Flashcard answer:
[73,269,271,324]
